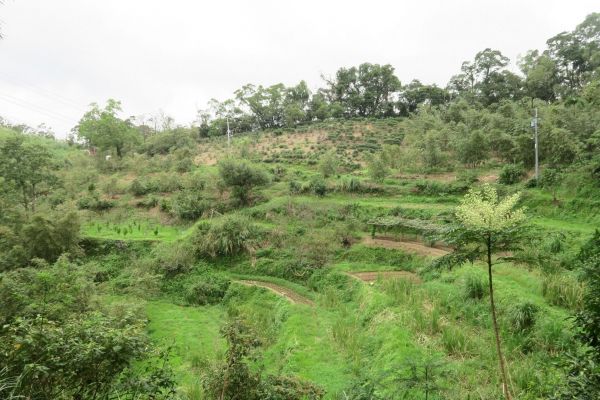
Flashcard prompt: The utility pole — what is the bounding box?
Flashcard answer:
[226,117,232,147]
[532,108,539,181]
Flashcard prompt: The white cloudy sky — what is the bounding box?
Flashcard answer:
[0,0,597,137]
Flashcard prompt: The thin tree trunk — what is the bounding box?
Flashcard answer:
[487,236,512,400]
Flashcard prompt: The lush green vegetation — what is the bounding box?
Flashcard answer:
[2,12,600,400]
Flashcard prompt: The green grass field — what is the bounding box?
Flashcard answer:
[83,221,191,241]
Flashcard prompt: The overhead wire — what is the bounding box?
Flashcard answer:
[0,70,87,113]
[0,92,77,124]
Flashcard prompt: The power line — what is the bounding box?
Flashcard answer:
[0,91,77,121]
[0,70,87,112]
[0,93,76,124]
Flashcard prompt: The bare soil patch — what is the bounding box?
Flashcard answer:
[236,280,314,306]
[362,236,450,257]
[347,271,422,284]
[479,173,498,183]
[394,172,457,182]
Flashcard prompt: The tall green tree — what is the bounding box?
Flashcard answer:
[77,99,140,157]
[438,185,528,400]
[458,130,488,167]
[399,80,450,115]
[519,50,558,101]
[324,63,401,117]
[0,135,58,214]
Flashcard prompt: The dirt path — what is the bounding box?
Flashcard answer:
[362,237,450,257]
[347,271,422,284]
[236,280,314,306]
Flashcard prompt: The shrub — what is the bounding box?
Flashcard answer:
[456,169,479,184]
[218,159,269,205]
[142,129,195,155]
[171,190,209,220]
[259,375,324,400]
[508,302,539,333]
[464,274,485,300]
[367,156,388,183]
[413,180,468,195]
[192,215,260,258]
[135,196,158,209]
[335,177,386,194]
[289,180,302,195]
[129,178,149,196]
[498,164,525,185]
[175,157,193,173]
[77,196,114,211]
[309,177,327,197]
[184,274,230,305]
[318,151,338,178]
[152,241,195,277]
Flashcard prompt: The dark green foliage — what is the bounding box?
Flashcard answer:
[0,135,58,213]
[0,313,148,399]
[128,174,184,196]
[0,258,91,324]
[201,319,262,400]
[174,157,193,173]
[259,375,324,400]
[202,318,323,400]
[21,212,81,264]
[77,195,114,211]
[413,180,469,196]
[184,274,231,305]
[458,131,488,167]
[288,180,302,194]
[0,225,28,271]
[577,229,600,263]
[152,241,195,277]
[192,215,260,258]
[393,357,448,399]
[499,164,525,185]
[555,231,600,398]
[0,211,80,270]
[540,167,563,201]
[170,189,209,220]
[309,176,327,197]
[218,159,269,205]
[142,128,195,156]
[135,195,158,209]
[0,258,174,399]
[129,178,149,196]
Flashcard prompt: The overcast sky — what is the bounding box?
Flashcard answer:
[0,0,597,137]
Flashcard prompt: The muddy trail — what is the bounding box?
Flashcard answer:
[362,236,450,257]
[235,280,314,306]
[347,270,422,284]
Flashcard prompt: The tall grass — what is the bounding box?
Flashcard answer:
[541,273,585,310]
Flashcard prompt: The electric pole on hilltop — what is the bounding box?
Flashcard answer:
[226,117,232,147]
[532,108,539,181]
